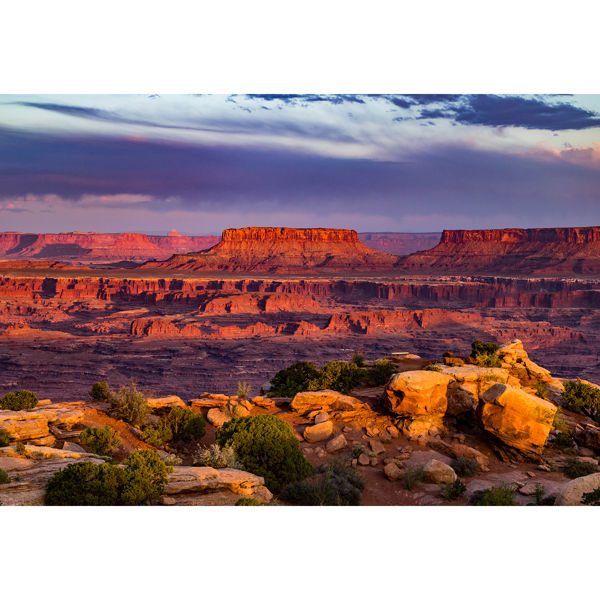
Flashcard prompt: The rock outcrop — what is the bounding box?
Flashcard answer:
[398,227,600,275]
[384,371,453,438]
[479,384,557,457]
[162,466,272,505]
[140,227,399,273]
[555,473,600,505]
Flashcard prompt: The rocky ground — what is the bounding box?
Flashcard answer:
[2,339,599,506]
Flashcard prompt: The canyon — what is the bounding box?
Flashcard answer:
[2,225,600,400]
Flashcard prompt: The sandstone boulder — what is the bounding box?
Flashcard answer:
[480,383,557,457]
[383,461,403,481]
[556,473,600,505]
[146,395,187,410]
[303,420,334,443]
[326,433,348,453]
[423,459,457,484]
[497,340,552,384]
[291,390,362,414]
[384,370,452,437]
[314,411,330,424]
[163,466,272,505]
[206,408,230,428]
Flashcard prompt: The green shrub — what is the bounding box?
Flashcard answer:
[237,381,251,399]
[113,382,150,427]
[15,441,26,455]
[552,428,576,449]
[194,444,243,469]
[79,426,122,456]
[564,458,599,479]
[351,352,366,367]
[88,381,113,403]
[165,407,205,442]
[235,497,265,506]
[0,468,10,484]
[582,486,600,505]
[534,381,549,400]
[120,449,172,505]
[441,478,467,501]
[526,483,556,506]
[141,422,173,447]
[307,361,363,394]
[280,461,364,506]
[403,467,425,490]
[363,359,398,386]
[470,340,501,368]
[451,457,480,478]
[351,444,366,459]
[0,428,10,447]
[562,380,600,422]
[0,390,38,411]
[424,363,443,372]
[471,483,517,506]
[268,361,320,397]
[216,414,313,492]
[45,449,172,505]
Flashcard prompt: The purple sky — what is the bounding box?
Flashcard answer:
[0,94,599,234]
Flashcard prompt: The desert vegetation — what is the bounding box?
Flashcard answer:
[0,390,38,411]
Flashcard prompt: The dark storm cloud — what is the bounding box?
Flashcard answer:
[7,101,355,144]
[1,127,598,226]
[431,95,600,130]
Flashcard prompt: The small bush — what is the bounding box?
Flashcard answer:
[235,497,264,506]
[471,483,517,506]
[0,468,10,484]
[563,458,599,479]
[552,428,576,449]
[194,444,243,469]
[0,390,38,411]
[351,444,366,459]
[0,428,10,447]
[165,407,205,442]
[403,467,425,490]
[351,352,366,367]
[307,361,363,394]
[280,461,364,506]
[363,359,398,386]
[113,381,150,427]
[45,450,172,505]
[534,381,549,400]
[268,361,320,397]
[79,426,122,456]
[141,422,173,448]
[88,381,113,403]
[526,483,555,506]
[582,486,600,505]
[451,457,480,478]
[562,380,600,422]
[424,363,443,372]
[216,414,313,492]
[237,381,251,399]
[15,441,26,455]
[441,479,466,501]
[470,340,501,368]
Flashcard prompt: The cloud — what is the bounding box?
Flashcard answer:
[440,95,600,130]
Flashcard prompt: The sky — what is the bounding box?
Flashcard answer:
[0,94,599,234]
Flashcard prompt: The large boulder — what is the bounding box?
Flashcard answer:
[556,473,600,506]
[146,395,187,410]
[497,340,552,384]
[442,365,515,415]
[479,383,557,457]
[303,420,334,443]
[423,459,457,484]
[291,390,362,414]
[206,408,230,428]
[163,466,272,505]
[384,370,452,438]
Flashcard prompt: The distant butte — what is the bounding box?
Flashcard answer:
[397,226,600,275]
[139,227,400,273]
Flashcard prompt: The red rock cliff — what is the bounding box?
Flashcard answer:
[140,227,400,273]
[399,226,600,275]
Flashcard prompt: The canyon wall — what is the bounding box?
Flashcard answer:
[399,227,600,275]
[140,227,400,273]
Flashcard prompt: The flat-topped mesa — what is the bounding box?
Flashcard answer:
[398,226,600,276]
[140,227,400,273]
